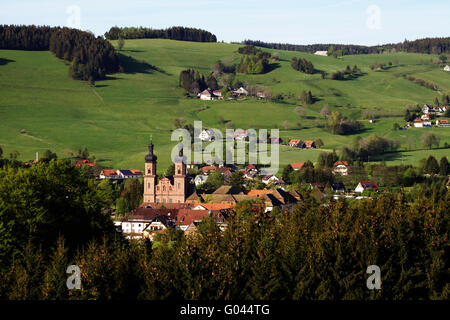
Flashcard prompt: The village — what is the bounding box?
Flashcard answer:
[73,138,390,241]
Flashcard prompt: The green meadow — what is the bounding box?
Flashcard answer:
[0,39,449,173]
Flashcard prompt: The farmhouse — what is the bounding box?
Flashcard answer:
[302,141,316,149]
[333,161,349,176]
[233,87,249,96]
[75,159,95,168]
[198,129,215,141]
[444,65,450,71]
[198,89,220,100]
[314,51,328,56]
[422,104,432,114]
[288,139,303,147]
[99,169,120,180]
[436,119,450,127]
[355,181,378,193]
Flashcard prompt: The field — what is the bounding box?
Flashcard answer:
[0,39,449,173]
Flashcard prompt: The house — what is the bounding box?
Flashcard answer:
[121,208,175,239]
[142,215,176,240]
[422,104,432,114]
[444,65,450,72]
[202,166,218,174]
[194,174,208,186]
[256,92,266,99]
[436,119,450,127]
[288,139,303,147]
[333,161,349,176]
[233,129,248,141]
[414,119,424,127]
[212,90,223,100]
[291,162,305,171]
[199,89,219,100]
[331,183,346,193]
[99,169,120,180]
[355,181,378,193]
[268,136,282,144]
[262,174,279,185]
[423,120,432,126]
[217,167,233,181]
[314,51,328,56]
[302,141,316,149]
[75,159,95,168]
[244,164,259,180]
[421,113,431,121]
[198,129,215,141]
[233,87,249,96]
[117,169,142,179]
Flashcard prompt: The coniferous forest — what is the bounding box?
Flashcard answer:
[0,25,120,80]
[0,160,448,300]
[104,26,217,42]
[244,37,450,56]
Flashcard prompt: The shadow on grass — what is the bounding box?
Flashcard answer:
[119,53,171,76]
[0,58,15,66]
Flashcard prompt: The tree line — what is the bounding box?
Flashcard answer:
[243,37,450,56]
[0,25,120,81]
[104,26,217,42]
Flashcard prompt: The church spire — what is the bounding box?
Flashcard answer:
[145,135,157,162]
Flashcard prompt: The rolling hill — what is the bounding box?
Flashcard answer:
[0,39,449,173]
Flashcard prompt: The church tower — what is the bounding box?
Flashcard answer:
[143,137,157,203]
[173,143,187,203]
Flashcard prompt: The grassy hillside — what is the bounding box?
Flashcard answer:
[0,39,449,173]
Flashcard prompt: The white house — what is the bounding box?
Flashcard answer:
[233,87,249,96]
[194,174,208,186]
[422,104,432,114]
[314,51,328,56]
[262,174,279,185]
[332,161,349,176]
[355,181,378,193]
[198,129,215,141]
[444,65,450,71]
[414,119,424,127]
[199,89,218,100]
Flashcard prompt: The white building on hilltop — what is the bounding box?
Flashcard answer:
[314,51,328,56]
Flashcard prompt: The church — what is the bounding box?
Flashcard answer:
[143,139,191,204]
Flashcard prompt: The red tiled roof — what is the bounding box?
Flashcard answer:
[289,139,301,145]
[202,166,218,174]
[334,161,349,167]
[437,119,449,124]
[76,159,95,168]
[303,141,315,148]
[291,162,305,169]
[102,169,118,177]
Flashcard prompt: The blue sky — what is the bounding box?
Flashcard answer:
[0,0,449,45]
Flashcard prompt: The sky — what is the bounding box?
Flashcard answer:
[0,0,449,46]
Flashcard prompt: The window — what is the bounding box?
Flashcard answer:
[163,198,166,203]
[178,183,181,189]
[169,199,172,203]
[147,183,151,189]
